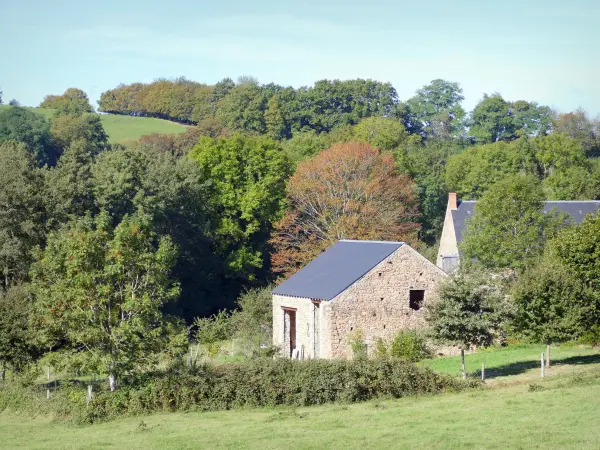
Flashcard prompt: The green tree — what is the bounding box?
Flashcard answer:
[41,88,93,116]
[469,94,551,144]
[406,79,466,138]
[427,267,508,378]
[265,96,287,140]
[189,134,290,282]
[353,116,408,151]
[511,257,589,367]
[461,174,564,270]
[0,284,38,380]
[0,88,2,104]
[193,310,232,358]
[231,286,273,354]
[549,212,600,317]
[215,83,268,134]
[31,212,181,390]
[0,106,56,165]
[445,139,537,199]
[399,139,464,243]
[552,108,600,157]
[0,142,46,289]
[50,113,109,154]
[44,139,97,224]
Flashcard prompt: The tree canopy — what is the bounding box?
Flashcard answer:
[460,174,565,270]
[270,141,420,277]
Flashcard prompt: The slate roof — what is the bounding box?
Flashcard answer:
[452,200,600,244]
[272,240,404,301]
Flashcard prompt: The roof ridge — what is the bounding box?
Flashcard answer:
[339,239,405,245]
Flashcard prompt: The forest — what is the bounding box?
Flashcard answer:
[1,76,600,390]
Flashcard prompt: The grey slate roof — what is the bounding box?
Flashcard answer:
[272,240,404,301]
[452,200,600,244]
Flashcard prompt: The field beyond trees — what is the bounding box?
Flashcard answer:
[0,105,187,146]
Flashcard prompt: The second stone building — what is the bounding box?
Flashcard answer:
[272,240,447,359]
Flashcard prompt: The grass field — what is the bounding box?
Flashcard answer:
[421,343,600,383]
[0,105,187,146]
[2,344,600,449]
[2,370,600,449]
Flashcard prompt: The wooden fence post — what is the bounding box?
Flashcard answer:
[541,353,545,378]
[481,362,485,382]
[87,385,93,406]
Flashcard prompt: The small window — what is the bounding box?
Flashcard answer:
[378,272,382,277]
[409,290,425,311]
[380,297,384,301]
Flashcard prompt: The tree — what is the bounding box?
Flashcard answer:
[189,134,290,283]
[0,284,38,381]
[427,267,508,378]
[0,106,56,165]
[8,99,20,107]
[445,139,537,199]
[40,88,93,116]
[511,257,589,368]
[231,286,273,354]
[0,142,46,290]
[461,174,565,270]
[44,139,97,224]
[469,94,551,143]
[31,212,181,391]
[270,142,420,277]
[353,116,408,151]
[0,88,2,104]
[397,139,464,243]
[50,113,109,154]
[406,79,466,138]
[215,83,269,134]
[552,108,600,157]
[549,212,600,329]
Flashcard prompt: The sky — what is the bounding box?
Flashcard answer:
[2,0,599,114]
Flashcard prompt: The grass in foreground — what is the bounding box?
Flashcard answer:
[2,371,600,449]
[0,105,187,146]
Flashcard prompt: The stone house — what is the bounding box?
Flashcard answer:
[437,193,600,272]
[272,240,447,359]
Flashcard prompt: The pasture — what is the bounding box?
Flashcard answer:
[1,369,600,449]
[0,105,187,146]
[1,344,600,449]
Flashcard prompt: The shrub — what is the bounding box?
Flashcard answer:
[0,358,477,424]
[579,325,600,347]
[349,330,367,359]
[390,330,430,362]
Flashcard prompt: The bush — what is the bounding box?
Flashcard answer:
[390,330,430,362]
[0,358,477,424]
[579,325,600,347]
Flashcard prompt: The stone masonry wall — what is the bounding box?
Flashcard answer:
[272,294,330,359]
[327,244,448,359]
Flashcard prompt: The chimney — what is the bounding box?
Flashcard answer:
[448,193,458,210]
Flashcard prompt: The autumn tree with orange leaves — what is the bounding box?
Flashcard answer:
[270,142,420,277]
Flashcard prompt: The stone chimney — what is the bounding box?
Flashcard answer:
[448,192,458,210]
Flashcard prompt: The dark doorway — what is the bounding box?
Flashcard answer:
[288,310,296,356]
[313,302,320,358]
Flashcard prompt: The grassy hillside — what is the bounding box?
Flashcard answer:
[0,105,187,146]
[2,369,600,449]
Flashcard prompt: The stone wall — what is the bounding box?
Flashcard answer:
[272,294,331,359]
[327,244,448,359]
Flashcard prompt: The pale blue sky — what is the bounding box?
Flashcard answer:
[2,0,599,114]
